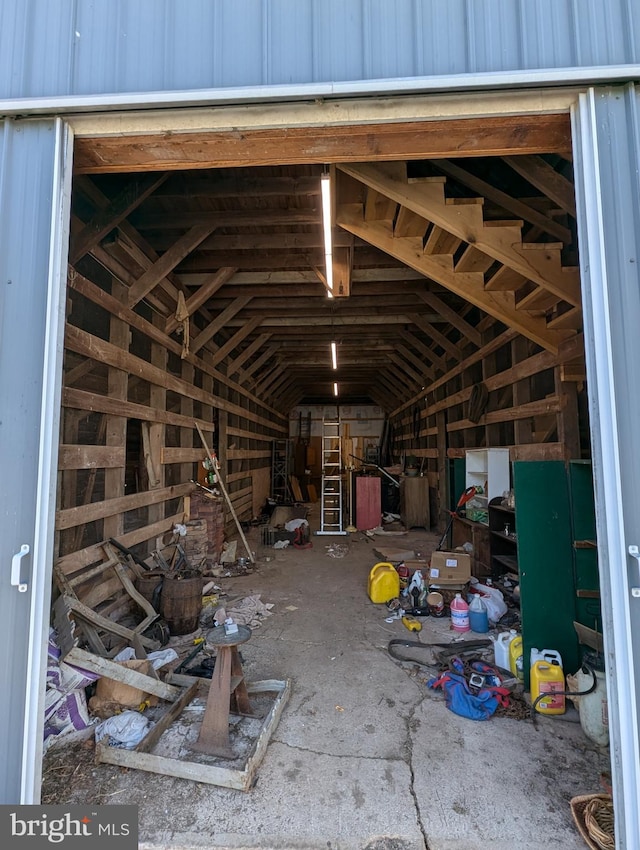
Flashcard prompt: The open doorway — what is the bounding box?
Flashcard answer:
[43,98,611,847]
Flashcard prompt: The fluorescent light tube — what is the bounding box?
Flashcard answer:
[333,382,339,397]
[321,172,333,297]
[331,341,338,370]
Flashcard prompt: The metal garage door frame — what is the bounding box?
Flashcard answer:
[2,76,639,846]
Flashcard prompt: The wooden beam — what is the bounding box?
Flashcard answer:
[65,324,284,431]
[398,329,448,374]
[332,245,353,298]
[165,267,237,335]
[207,317,263,369]
[396,343,435,382]
[58,445,125,470]
[127,224,217,308]
[70,173,169,263]
[227,333,273,377]
[73,114,572,174]
[410,315,462,362]
[191,296,252,354]
[503,155,576,218]
[433,158,572,243]
[416,291,482,348]
[446,395,565,432]
[56,483,193,531]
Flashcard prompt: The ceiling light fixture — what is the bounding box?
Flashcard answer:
[331,341,338,370]
[321,170,334,299]
[333,382,339,397]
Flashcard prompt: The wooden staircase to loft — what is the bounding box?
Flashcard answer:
[335,161,581,356]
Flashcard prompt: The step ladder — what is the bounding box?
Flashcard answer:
[317,417,347,535]
[271,439,293,503]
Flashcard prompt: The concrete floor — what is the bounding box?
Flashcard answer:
[42,511,611,850]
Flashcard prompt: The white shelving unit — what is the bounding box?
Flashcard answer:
[465,448,511,511]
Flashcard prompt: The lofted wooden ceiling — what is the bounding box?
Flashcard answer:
[69,121,580,412]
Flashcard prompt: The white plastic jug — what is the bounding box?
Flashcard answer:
[492,629,517,670]
[530,648,563,668]
[575,666,609,747]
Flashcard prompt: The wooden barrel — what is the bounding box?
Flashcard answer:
[135,571,164,609]
[160,570,203,635]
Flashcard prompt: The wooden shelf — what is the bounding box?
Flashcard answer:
[490,530,517,543]
[493,554,519,575]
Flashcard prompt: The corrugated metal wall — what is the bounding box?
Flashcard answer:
[0,0,638,101]
[572,83,640,848]
[0,118,66,802]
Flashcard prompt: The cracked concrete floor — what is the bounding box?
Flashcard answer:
[42,518,611,850]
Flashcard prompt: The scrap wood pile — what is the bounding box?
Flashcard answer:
[52,533,198,657]
[47,531,275,758]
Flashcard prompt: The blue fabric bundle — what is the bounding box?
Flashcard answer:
[427,657,510,720]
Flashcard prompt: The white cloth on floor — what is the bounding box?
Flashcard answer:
[226,595,274,629]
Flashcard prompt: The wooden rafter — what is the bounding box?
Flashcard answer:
[165,267,237,335]
[416,291,482,348]
[433,158,572,243]
[208,317,264,369]
[70,173,169,264]
[502,155,576,218]
[190,296,252,355]
[127,224,217,308]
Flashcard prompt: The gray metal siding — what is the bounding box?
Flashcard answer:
[572,83,640,848]
[0,119,62,802]
[0,0,639,101]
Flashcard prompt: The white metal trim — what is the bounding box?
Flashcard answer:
[572,88,640,849]
[20,117,74,804]
[0,64,639,117]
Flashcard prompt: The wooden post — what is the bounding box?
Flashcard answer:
[103,279,129,541]
[436,406,448,531]
[555,365,581,459]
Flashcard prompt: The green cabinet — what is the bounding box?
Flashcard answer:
[568,460,601,636]
[513,461,581,689]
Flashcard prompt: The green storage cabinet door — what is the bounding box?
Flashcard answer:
[448,457,466,511]
[513,461,580,689]
[568,460,602,633]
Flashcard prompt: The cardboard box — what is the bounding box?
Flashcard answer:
[94,659,159,708]
[428,551,472,585]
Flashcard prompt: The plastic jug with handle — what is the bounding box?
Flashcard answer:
[450,593,470,632]
[509,634,524,681]
[492,629,517,671]
[367,562,400,604]
[531,657,565,715]
[468,593,489,633]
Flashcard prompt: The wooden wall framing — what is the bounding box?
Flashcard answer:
[56,264,287,577]
[389,325,587,525]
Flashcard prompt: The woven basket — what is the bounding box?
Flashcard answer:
[570,794,614,850]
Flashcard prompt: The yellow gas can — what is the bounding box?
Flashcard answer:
[368,562,400,604]
[531,660,566,715]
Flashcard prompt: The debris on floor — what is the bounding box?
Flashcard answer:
[325,543,349,558]
[224,594,274,629]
